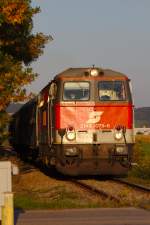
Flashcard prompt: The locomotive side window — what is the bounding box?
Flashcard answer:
[98,81,126,101]
[63,82,90,101]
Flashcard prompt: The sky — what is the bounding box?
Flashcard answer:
[30,0,150,107]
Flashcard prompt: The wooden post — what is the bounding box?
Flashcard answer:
[1,193,14,225]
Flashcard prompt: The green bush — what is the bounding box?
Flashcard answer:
[131,139,150,179]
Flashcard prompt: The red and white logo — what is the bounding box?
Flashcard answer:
[86,111,104,124]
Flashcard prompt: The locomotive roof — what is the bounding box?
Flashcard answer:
[54,68,129,79]
[40,67,129,93]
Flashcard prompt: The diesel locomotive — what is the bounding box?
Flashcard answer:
[10,67,135,176]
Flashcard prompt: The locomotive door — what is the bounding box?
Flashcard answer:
[37,83,57,147]
[48,82,57,145]
[37,90,49,146]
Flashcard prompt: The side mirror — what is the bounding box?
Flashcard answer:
[49,83,57,100]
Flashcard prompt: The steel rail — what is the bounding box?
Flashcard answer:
[0,146,13,151]
[112,178,150,193]
[71,179,121,203]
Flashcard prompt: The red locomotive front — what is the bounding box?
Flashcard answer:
[46,68,134,175]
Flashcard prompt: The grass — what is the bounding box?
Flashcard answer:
[14,194,102,209]
[14,193,81,209]
[13,170,121,210]
[14,187,117,210]
[129,135,150,181]
[135,134,150,144]
[139,142,150,155]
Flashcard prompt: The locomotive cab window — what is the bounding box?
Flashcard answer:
[63,82,90,101]
[98,81,126,101]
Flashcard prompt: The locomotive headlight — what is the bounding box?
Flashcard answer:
[114,131,123,140]
[66,126,76,141]
[90,68,99,77]
[64,147,78,156]
[116,146,127,154]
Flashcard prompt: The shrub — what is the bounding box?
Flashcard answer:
[131,137,150,179]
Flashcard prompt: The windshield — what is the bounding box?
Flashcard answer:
[63,82,90,101]
[98,81,126,101]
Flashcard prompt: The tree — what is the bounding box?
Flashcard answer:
[0,0,51,143]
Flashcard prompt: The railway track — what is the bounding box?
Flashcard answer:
[0,145,14,153]
[70,179,121,203]
[1,146,149,206]
[0,145,12,149]
[112,178,150,193]
[70,177,150,208]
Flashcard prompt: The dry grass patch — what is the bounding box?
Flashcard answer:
[135,135,150,143]
[13,169,119,209]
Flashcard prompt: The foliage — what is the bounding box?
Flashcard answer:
[135,134,150,143]
[131,136,150,179]
[0,110,9,143]
[0,0,50,143]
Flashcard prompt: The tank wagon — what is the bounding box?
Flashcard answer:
[10,67,135,176]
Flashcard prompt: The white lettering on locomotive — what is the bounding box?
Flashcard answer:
[80,123,110,129]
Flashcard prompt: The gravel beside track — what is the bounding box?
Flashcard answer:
[70,180,121,203]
